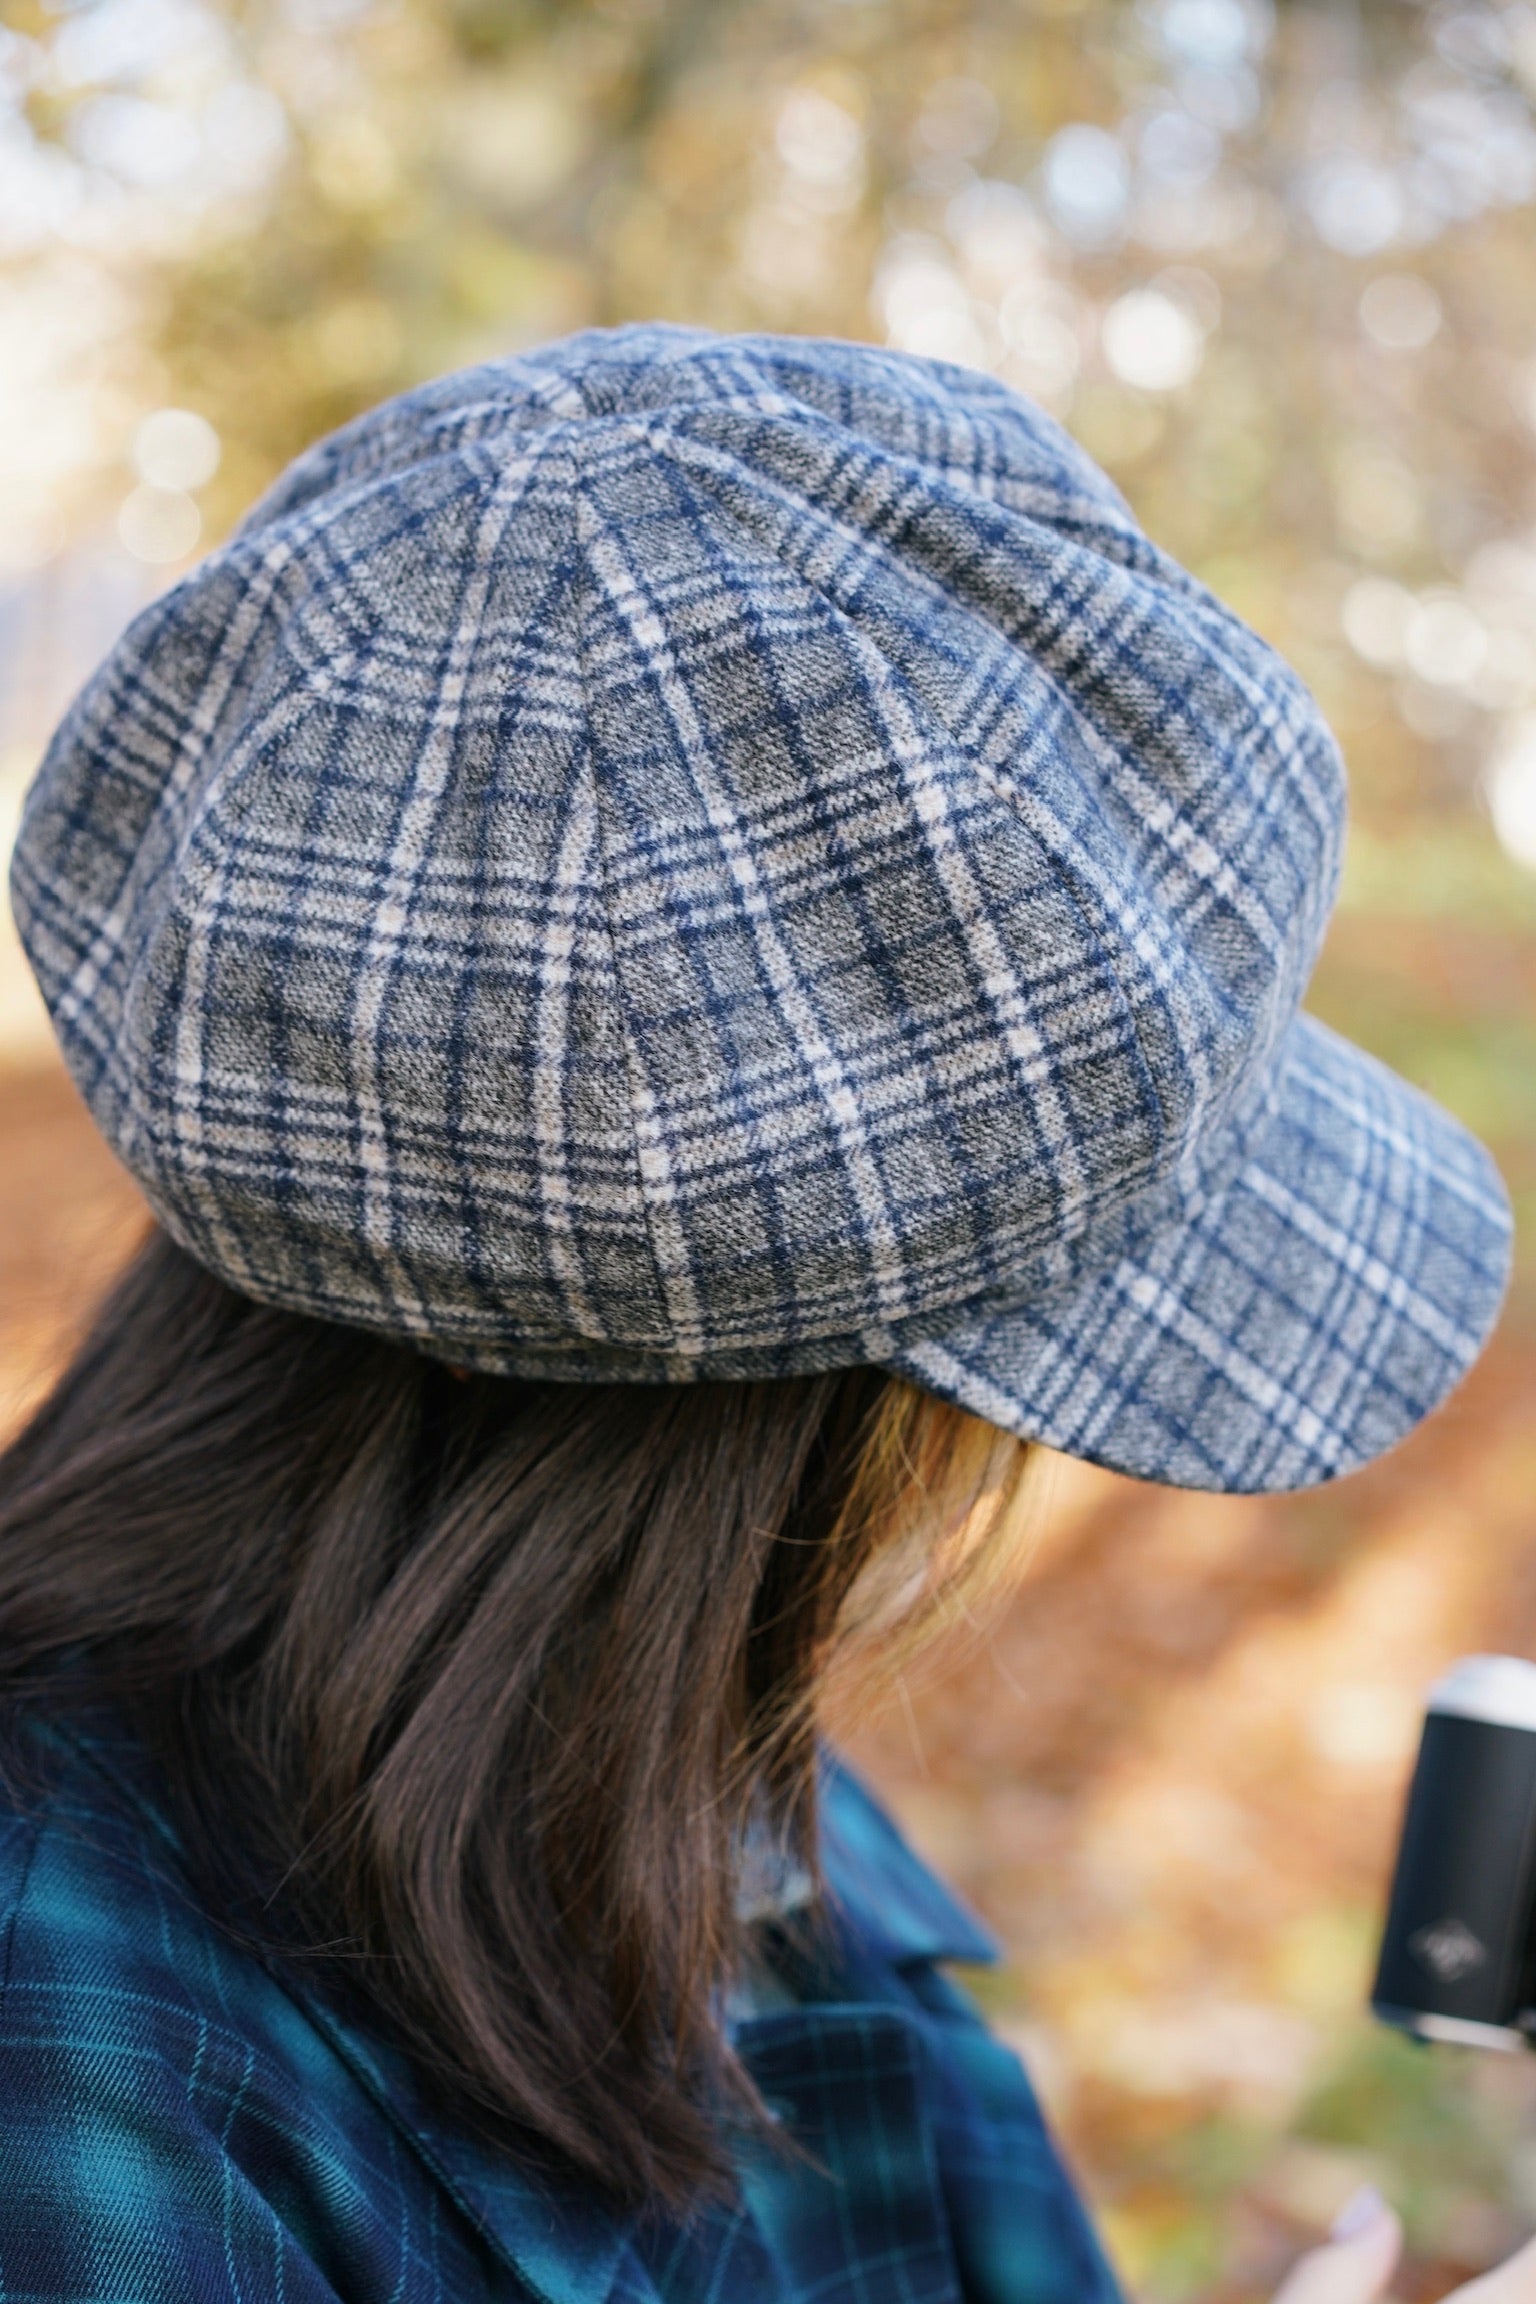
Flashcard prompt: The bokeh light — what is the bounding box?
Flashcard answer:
[117,484,201,565]
[1043,124,1131,246]
[1101,289,1205,392]
[1487,717,1536,869]
[133,410,221,493]
[1358,273,1443,353]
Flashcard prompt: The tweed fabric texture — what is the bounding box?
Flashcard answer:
[12,323,1511,1489]
[0,1713,1121,2304]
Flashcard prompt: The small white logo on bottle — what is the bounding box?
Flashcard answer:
[1409,1917,1488,1983]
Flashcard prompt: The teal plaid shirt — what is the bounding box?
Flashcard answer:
[0,1712,1122,2303]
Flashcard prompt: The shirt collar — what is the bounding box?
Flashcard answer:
[283,1756,996,2300]
[817,1752,999,1968]
[282,1978,639,2304]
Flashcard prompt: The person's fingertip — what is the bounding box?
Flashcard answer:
[1331,2187,1393,2243]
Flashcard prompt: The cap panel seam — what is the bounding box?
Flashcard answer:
[571,441,924,1351]
[636,403,1335,1065]
[623,416,1224,1135]
[570,457,697,1364]
[615,430,1174,1256]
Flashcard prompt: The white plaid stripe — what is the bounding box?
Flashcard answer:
[533,765,604,1341]
[346,439,550,1331]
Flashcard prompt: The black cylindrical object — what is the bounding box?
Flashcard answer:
[1374,1656,1536,2050]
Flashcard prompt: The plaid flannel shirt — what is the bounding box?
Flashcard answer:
[0,1710,1122,2304]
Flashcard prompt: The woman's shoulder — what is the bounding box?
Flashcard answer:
[0,1710,527,2300]
[0,1708,343,2096]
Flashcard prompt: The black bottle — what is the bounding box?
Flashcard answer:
[1374,1655,1536,2050]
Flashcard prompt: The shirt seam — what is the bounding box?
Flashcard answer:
[0,1810,44,2018]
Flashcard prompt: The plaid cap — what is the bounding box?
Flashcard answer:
[13,323,1512,1492]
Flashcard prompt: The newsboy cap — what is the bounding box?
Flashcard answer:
[14,324,1511,1491]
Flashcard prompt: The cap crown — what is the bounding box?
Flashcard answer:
[13,326,1344,1376]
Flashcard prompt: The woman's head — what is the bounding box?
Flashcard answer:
[2,322,1511,2214]
[0,1226,1030,2211]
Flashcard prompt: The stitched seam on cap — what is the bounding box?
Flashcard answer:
[570,455,691,1363]
[630,433,1173,1258]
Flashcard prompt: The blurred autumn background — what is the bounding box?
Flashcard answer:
[1,0,1536,2291]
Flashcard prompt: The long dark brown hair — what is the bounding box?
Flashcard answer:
[0,1227,1028,2212]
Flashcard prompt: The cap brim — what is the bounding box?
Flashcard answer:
[887,1015,1513,1493]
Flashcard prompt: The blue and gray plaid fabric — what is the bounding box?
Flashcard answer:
[0,1714,1122,2304]
[12,324,1511,1490]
